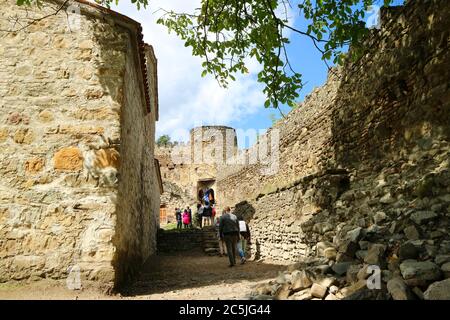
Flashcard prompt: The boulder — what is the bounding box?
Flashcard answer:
[441,262,450,278]
[356,250,368,260]
[340,280,368,298]
[329,285,339,294]
[346,264,362,284]
[275,284,292,300]
[424,279,450,300]
[399,243,420,261]
[380,193,395,204]
[357,265,371,280]
[317,241,334,257]
[364,244,386,266]
[324,293,338,300]
[435,255,450,266]
[290,288,312,300]
[275,272,287,284]
[316,277,337,288]
[400,260,442,281]
[332,261,355,276]
[346,227,363,243]
[338,240,359,261]
[323,247,337,260]
[404,225,420,240]
[410,211,438,225]
[291,270,313,291]
[374,211,387,224]
[254,283,272,296]
[310,283,327,299]
[387,277,415,300]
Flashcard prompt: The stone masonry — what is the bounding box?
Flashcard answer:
[0,0,162,291]
[218,0,450,263]
[218,0,450,300]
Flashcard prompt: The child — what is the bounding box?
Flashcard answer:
[182,209,190,229]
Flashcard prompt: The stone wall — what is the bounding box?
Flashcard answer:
[0,0,160,291]
[157,230,204,253]
[112,40,160,288]
[218,0,450,264]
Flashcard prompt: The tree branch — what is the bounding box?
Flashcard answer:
[0,0,70,34]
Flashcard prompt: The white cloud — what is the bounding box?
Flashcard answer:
[112,0,269,141]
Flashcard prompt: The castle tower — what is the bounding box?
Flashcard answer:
[190,126,238,165]
[189,126,238,208]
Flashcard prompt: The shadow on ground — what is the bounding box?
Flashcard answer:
[120,249,286,298]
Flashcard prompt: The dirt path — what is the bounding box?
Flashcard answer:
[0,251,286,300]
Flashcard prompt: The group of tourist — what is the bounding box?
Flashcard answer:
[174,205,251,267]
[175,187,250,267]
[196,202,216,227]
[175,207,192,229]
[197,187,216,227]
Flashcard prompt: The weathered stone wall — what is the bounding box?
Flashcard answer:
[157,230,203,253]
[112,41,160,288]
[156,146,197,222]
[0,0,160,291]
[216,71,340,207]
[218,0,450,264]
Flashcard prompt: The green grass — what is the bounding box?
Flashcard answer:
[161,222,201,232]
[162,223,177,231]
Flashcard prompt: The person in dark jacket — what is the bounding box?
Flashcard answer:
[175,208,182,230]
[219,206,240,267]
[187,206,193,228]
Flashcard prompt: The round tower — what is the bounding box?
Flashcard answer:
[189,126,238,208]
[189,126,238,165]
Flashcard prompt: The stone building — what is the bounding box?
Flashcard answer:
[0,0,163,291]
[156,125,237,223]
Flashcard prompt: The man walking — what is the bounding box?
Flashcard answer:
[219,206,240,267]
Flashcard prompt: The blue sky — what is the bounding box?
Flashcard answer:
[111,0,404,148]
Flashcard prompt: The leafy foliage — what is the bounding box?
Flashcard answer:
[156,134,173,147]
[16,0,394,109]
[156,0,393,109]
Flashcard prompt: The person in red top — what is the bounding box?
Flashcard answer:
[182,209,191,229]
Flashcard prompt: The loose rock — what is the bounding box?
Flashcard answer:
[400,260,442,281]
[310,283,327,299]
[423,279,450,300]
[387,277,414,300]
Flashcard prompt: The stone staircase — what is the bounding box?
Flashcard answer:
[201,226,220,256]
[156,226,220,256]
